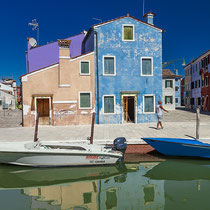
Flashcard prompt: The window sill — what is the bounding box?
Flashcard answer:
[79,107,92,110]
[122,39,135,42]
[103,112,116,115]
[59,84,71,88]
[103,74,116,76]
[141,74,153,77]
[80,73,90,76]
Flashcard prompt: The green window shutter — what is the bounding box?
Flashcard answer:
[142,59,152,75]
[165,96,167,104]
[124,26,133,40]
[104,96,114,113]
[81,62,89,74]
[144,96,154,112]
[170,96,173,104]
[165,80,167,88]
[80,93,90,108]
[104,57,114,75]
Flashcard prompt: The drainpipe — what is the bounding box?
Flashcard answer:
[93,30,99,124]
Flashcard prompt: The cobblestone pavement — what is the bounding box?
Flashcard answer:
[0,108,209,144]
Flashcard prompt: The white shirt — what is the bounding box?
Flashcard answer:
[156,105,163,116]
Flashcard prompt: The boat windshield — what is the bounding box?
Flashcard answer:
[43,145,87,151]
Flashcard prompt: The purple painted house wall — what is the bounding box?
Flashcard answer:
[26,33,85,73]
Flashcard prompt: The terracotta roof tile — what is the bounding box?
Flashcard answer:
[162,69,182,78]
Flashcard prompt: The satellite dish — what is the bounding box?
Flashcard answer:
[29,38,37,47]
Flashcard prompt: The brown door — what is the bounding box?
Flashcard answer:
[37,98,50,125]
[123,96,135,123]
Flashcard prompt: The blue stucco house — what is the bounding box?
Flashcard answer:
[83,12,164,124]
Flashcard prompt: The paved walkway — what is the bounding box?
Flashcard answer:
[0,108,209,144]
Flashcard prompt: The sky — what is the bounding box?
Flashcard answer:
[0,0,210,84]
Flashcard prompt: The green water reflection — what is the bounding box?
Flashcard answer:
[1,156,210,209]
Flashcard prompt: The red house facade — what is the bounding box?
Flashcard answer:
[201,51,210,111]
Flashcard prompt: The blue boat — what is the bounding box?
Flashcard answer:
[142,138,210,158]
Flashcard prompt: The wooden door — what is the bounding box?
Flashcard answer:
[37,98,50,125]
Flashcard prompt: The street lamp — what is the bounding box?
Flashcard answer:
[162,58,186,69]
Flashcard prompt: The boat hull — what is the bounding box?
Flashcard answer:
[142,138,210,158]
[0,151,121,167]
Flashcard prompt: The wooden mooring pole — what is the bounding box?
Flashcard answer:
[90,112,96,144]
[196,107,200,140]
[34,112,39,142]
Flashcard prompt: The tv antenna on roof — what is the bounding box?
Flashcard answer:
[28,19,39,45]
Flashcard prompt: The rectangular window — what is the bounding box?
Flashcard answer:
[80,61,90,75]
[165,96,173,104]
[0,100,2,106]
[83,192,92,204]
[175,87,179,91]
[205,77,208,86]
[165,80,173,88]
[103,96,115,114]
[206,57,208,66]
[175,78,178,82]
[141,58,153,76]
[103,57,115,75]
[191,82,194,89]
[123,25,134,41]
[198,80,201,88]
[175,98,179,103]
[144,95,154,113]
[191,98,194,105]
[195,81,197,88]
[198,97,201,106]
[79,92,91,109]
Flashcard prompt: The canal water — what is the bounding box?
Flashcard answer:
[0,154,210,210]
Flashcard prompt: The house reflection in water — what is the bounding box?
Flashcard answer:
[100,162,165,210]
[21,162,165,209]
[23,181,98,210]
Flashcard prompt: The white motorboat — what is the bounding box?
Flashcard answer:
[0,138,127,167]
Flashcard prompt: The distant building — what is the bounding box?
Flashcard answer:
[181,78,185,106]
[162,69,182,110]
[184,64,192,109]
[184,50,210,110]
[0,78,17,110]
[17,85,22,106]
[201,50,210,111]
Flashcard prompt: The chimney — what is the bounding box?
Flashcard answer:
[175,69,178,75]
[143,11,156,25]
[58,39,71,87]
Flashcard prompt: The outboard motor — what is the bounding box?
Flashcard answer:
[112,137,127,161]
